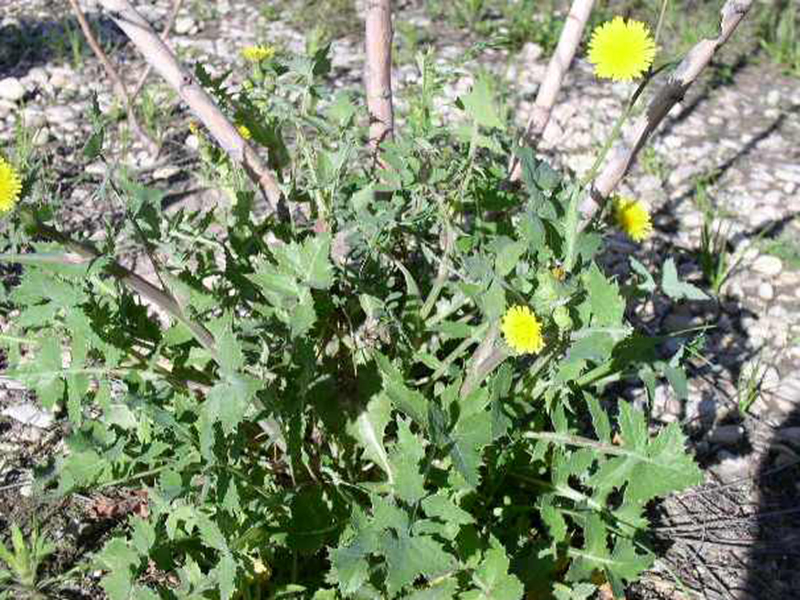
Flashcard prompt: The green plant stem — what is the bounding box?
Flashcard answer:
[580,102,634,190]
[427,321,490,384]
[510,472,604,512]
[654,0,670,47]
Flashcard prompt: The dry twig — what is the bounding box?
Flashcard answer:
[365,0,395,157]
[98,0,283,210]
[510,0,595,181]
[130,0,185,99]
[67,0,158,155]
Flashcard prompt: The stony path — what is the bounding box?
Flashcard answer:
[1,1,799,598]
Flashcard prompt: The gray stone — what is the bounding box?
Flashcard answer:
[712,450,752,481]
[19,107,45,128]
[0,99,14,119]
[1,403,55,428]
[752,254,782,276]
[86,161,107,176]
[520,42,543,64]
[32,126,51,146]
[758,281,774,300]
[25,67,49,87]
[185,133,200,151]
[174,15,197,35]
[0,77,25,101]
[766,89,781,106]
[153,165,180,180]
[49,67,75,90]
[775,166,800,185]
[45,104,76,125]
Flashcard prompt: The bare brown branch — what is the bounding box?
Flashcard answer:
[583,0,754,216]
[98,0,283,210]
[510,0,595,181]
[22,210,218,359]
[130,0,185,100]
[365,0,395,157]
[67,0,158,155]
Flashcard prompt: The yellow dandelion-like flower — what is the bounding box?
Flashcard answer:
[588,17,656,81]
[0,156,22,213]
[501,305,545,355]
[613,196,653,242]
[241,44,275,63]
[237,124,252,140]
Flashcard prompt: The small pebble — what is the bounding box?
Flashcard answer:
[1,403,55,428]
[752,254,783,276]
[0,77,25,101]
[758,282,774,300]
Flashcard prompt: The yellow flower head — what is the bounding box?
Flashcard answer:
[241,44,275,63]
[613,196,653,242]
[588,17,656,81]
[237,124,252,140]
[501,305,545,355]
[0,156,22,213]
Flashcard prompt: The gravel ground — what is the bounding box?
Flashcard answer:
[1,1,799,598]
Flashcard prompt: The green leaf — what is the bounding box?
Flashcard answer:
[403,578,459,600]
[565,513,608,582]
[388,417,427,504]
[661,258,709,301]
[374,352,429,427]
[447,411,491,488]
[204,374,261,435]
[583,263,625,327]
[329,506,379,595]
[19,336,63,409]
[130,518,156,556]
[382,532,453,598]
[540,498,567,543]
[271,233,334,290]
[606,538,653,592]
[489,364,513,440]
[196,514,228,553]
[587,403,703,507]
[421,492,474,536]
[552,582,596,600]
[494,239,526,277]
[630,257,656,294]
[585,394,611,444]
[132,586,161,600]
[287,486,337,555]
[208,314,244,374]
[217,552,237,600]
[57,449,107,493]
[480,280,505,322]
[95,538,140,600]
[664,365,688,400]
[83,95,105,160]
[461,545,523,600]
[460,74,504,130]
[347,392,393,480]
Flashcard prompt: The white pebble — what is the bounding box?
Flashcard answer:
[752,254,783,276]
[0,77,25,101]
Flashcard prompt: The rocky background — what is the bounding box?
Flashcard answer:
[1,1,799,598]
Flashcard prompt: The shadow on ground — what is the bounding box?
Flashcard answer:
[0,12,129,80]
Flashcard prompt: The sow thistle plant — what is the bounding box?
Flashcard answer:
[0,9,718,600]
